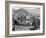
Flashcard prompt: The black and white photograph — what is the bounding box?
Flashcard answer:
[12,7,40,31]
[5,2,45,36]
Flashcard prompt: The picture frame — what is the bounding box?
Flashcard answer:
[5,1,45,37]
